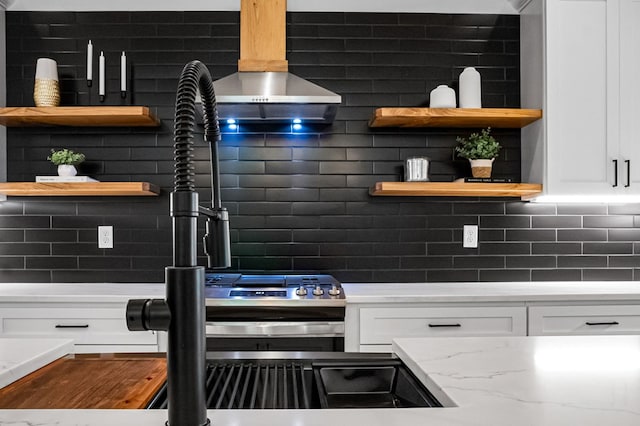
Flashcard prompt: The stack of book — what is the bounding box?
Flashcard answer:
[35,176,99,183]
[454,177,514,183]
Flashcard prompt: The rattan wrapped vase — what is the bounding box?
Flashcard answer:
[33,58,60,107]
[34,79,60,107]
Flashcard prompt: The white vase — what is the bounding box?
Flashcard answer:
[469,158,494,178]
[34,58,60,107]
[429,85,456,108]
[57,164,77,177]
[459,67,482,108]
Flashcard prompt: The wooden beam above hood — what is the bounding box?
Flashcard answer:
[238,0,288,72]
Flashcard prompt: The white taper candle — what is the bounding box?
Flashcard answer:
[120,51,127,96]
[99,51,105,101]
[87,40,93,86]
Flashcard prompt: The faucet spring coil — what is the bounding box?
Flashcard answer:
[173,61,220,192]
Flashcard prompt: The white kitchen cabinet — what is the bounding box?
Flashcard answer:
[520,0,640,199]
[0,302,159,354]
[619,0,640,188]
[528,304,640,335]
[348,304,527,352]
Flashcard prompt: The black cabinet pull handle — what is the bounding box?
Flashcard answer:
[625,160,631,187]
[585,321,619,326]
[55,324,89,328]
[613,159,618,187]
[428,323,461,328]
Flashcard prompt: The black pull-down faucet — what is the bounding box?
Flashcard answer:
[126,60,231,426]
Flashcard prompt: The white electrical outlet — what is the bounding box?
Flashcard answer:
[98,226,113,249]
[463,225,478,248]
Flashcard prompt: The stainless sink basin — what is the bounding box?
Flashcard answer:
[147,352,442,410]
[314,362,437,408]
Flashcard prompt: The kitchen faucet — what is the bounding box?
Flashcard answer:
[126,60,231,426]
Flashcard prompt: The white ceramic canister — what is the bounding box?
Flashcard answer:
[404,157,430,182]
[459,67,482,108]
[429,85,456,108]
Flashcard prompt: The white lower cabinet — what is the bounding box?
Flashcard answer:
[348,304,527,352]
[528,304,640,336]
[0,302,159,353]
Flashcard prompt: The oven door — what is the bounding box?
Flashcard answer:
[205,321,345,352]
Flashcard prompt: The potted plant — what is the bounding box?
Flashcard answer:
[455,127,501,178]
[47,148,85,177]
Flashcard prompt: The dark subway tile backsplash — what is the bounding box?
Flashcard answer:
[2,11,640,283]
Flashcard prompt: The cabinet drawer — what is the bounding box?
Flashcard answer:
[528,305,640,336]
[359,306,526,345]
[0,307,156,345]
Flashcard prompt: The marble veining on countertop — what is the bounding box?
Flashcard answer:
[0,338,73,388]
[393,335,640,425]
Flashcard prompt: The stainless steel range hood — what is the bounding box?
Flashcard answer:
[213,72,341,123]
[212,0,341,124]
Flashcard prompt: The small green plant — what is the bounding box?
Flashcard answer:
[47,149,85,166]
[455,128,501,160]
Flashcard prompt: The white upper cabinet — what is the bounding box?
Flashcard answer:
[521,0,640,200]
[619,0,640,188]
[547,0,617,196]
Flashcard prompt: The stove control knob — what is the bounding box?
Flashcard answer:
[312,286,324,296]
[328,285,341,296]
[295,286,308,296]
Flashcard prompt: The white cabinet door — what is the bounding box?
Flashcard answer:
[544,0,619,196]
[521,0,640,199]
[619,0,640,190]
[529,305,640,335]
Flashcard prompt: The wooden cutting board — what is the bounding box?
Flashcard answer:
[0,354,166,409]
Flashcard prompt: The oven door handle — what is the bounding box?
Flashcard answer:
[205,321,345,337]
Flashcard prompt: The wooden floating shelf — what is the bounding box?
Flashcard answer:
[0,182,160,197]
[0,106,160,127]
[369,108,543,128]
[370,182,543,200]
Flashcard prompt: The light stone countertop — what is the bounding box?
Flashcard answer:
[0,282,165,303]
[1,334,640,425]
[0,338,73,388]
[342,281,640,303]
[1,281,640,304]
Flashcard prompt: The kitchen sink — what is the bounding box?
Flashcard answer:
[147,352,442,410]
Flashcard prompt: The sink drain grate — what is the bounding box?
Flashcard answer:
[148,361,316,409]
[206,362,313,409]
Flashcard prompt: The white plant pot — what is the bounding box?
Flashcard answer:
[57,164,77,177]
[469,158,494,178]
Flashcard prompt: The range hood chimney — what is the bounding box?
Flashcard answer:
[213,0,341,124]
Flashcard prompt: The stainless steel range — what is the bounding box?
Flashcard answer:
[203,273,346,352]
